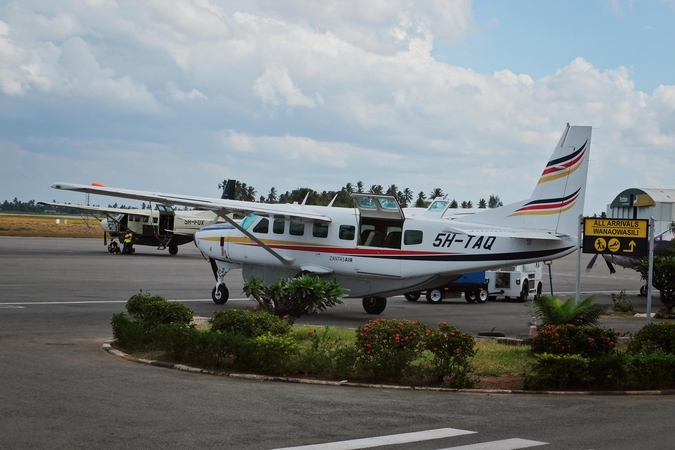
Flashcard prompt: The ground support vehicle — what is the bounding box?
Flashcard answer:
[485,263,543,302]
[404,271,489,304]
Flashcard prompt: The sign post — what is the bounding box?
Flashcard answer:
[582,218,649,257]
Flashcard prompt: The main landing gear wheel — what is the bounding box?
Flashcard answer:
[212,285,229,304]
[362,297,387,314]
[536,282,543,298]
[168,245,178,255]
[426,289,443,304]
[639,284,648,297]
[404,292,421,302]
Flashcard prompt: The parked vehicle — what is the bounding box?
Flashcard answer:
[404,271,489,304]
[485,263,543,302]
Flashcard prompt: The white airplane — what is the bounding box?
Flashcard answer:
[37,199,222,255]
[52,124,592,314]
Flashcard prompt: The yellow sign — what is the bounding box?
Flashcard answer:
[583,219,648,239]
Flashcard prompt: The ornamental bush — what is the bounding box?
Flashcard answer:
[111,313,145,351]
[424,323,476,387]
[125,291,193,334]
[623,353,675,389]
[627,322,675,354]
[530,324,618,358]
[210,309,291,338]
[355,318,427,381]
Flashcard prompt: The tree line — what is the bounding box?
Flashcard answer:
[219,180,503,209]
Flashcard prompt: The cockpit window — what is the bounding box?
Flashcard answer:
[377,198,399,211]
[354,196,377,209]
[429,201,448,212]
[240,214,258,230]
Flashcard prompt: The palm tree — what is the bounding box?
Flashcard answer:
[449,199,458,208]
[403,188,413,207]
[531,295,608,326]
[369,184,383,194]
[488,194,503,208]
[356,181,364,193]
[267,187,278,203]
[429,188,444,200]
[414,191,427,207]
[478,198,487,208]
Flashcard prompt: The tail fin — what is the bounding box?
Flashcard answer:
[456,124,592,237]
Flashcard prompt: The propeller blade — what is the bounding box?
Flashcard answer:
[604,258,616,274]
[585,253,598,271]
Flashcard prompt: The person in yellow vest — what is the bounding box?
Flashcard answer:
[123,232,133,254]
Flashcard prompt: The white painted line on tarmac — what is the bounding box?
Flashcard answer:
[437,438,548,450]
[271,428,476,450]
[0,298,253,306]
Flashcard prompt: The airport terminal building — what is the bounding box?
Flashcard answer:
[606,188,675,235]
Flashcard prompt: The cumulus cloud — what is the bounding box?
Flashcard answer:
[0,0,674,217]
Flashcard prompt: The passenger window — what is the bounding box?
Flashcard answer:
[253,218,269,234]
[273,219,285,234]
[339,225,355,241]
[404,230,423,245]
[289,221,305,236]
[313,223,329,238]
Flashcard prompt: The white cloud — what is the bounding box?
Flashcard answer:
[253,65,315,108]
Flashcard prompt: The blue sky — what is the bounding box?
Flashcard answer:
[1,0,674,216]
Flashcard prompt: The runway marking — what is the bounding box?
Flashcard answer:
[0,298,253,306]
[271,428,476,450]
[437,438,548,449]
[0,304,25,309]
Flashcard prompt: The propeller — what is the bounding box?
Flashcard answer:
[585,253,616,274]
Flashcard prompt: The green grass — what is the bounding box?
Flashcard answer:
[471,341,534,376]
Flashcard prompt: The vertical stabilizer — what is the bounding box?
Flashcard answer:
[454,124,592,237]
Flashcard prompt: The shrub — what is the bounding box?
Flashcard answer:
[355,318,426,381]
[530,295,608,326]
[125,291,193,333]
[524,353,589,390]
[243,275,345,324]
[423,323,476,387]
[530,324,618,358]
[624,353,675,389]
[111,313,145,351]
[210,309,291,338]
[251,332,299,375]
[627,322,675,354]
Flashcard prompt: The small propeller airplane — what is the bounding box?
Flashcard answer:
[51,124,592,314]
[39,181,236,255]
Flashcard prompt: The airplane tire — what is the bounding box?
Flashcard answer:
[405,292,421,302]
[477,290,489,303]
[464,291,477,303]
[212,285,229,304]
[518,280,529,302]
[426,289,443,304]
[363,297,387,314]
[536,282,543,298]
[169,245,178,255]
[639,284,647,297]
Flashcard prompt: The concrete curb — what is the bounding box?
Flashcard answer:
[101,343,675,396]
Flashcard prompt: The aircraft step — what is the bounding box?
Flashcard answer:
[157,233,172,250]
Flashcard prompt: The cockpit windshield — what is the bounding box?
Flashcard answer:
[240,214,259,230]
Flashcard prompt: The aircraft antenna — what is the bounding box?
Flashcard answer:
[327,194,338,207]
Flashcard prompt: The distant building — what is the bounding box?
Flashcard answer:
[606,188,675,235]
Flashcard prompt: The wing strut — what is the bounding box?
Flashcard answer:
[217,211,294,266]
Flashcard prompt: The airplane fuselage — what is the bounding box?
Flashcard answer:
[195,205,576,298]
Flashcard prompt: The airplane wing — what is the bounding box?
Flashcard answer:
[38,201,138,217]
[51,183,332,223]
